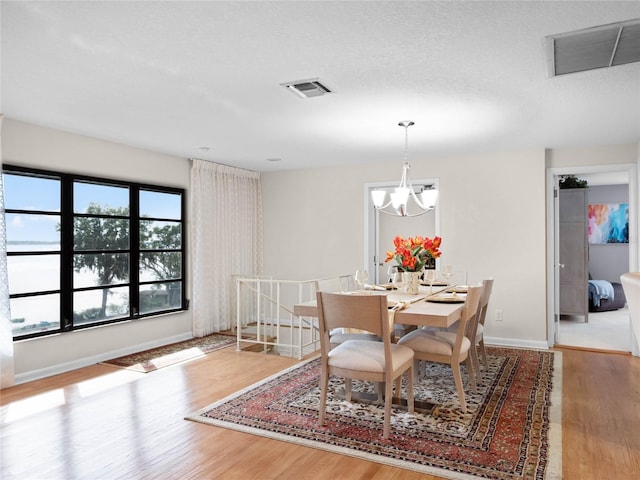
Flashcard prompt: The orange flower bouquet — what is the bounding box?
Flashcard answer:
[385,235,442,272]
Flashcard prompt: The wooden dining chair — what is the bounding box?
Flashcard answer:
[397,285,482,412]
[316,291,415,439]
[422,279,493,385]
[471,279,494,373]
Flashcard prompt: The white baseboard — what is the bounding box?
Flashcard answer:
[484,336,550,350]
[14,332,193,385]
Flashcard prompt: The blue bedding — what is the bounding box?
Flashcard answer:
[588,280,615,308]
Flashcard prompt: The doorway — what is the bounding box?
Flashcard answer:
[364,179,440,284]
[546,164,637,353]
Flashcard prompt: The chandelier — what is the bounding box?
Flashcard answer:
[371,121,438,217]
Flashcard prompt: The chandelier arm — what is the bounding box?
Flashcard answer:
[373,198,396,210]
[399,162,410,188]
[374,205,433,217]
[409,188,427,209]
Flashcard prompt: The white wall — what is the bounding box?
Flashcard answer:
[2,119,193,383]
[547,144,638,168]
[262,148,550,347]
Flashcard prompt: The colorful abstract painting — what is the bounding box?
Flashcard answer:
[588,203,629,244]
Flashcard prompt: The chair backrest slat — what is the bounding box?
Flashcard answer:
[464,279,494,339]
[316,292,388,337]
[478,279,494,326]
[453,285,482,352]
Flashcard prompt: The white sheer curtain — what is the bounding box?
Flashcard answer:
[190,159,263,337]
[1,114,15,388]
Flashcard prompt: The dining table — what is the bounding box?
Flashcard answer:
[293,286,466,330]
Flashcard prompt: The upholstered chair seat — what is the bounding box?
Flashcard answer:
[400,330,471,357]
[328,340,414,373]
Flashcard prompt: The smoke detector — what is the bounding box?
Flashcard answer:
[545,18,640,76]
[281,78,333,98]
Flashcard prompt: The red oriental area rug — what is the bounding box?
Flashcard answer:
[187,347,561,479]
[102,333,236,373]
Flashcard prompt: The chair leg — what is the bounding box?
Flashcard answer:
[470,344,481,384]
[413,359,420,381]
[407,367,414,414]
[394,377,401,400]
[318,372,328,425]
[383,377,394,439]
[345,378,352,402]
[374,382,383,403]
[478,339,488,368]
[465,357,477,392]
[451,363,467,413]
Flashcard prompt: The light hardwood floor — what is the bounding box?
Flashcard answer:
[1,346,639,479]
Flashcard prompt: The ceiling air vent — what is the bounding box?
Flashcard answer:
[545,18,640,76]
[281,78,333,98]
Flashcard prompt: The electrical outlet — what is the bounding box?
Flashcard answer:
[495,309,503,322]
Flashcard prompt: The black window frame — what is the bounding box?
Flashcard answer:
[3,164,187,340]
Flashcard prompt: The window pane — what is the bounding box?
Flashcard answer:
[3,173,60,211]
[140,190,181,220]
[74,217,129,251]
[74,182,129,214]
[73,287,129,325]
[74,253,129,288]
[10,294,60,336]
[140,220,181,249]
[140,252,181,281]
[139,282,182,315]
[8,254,60,295]
[5,213,61,251]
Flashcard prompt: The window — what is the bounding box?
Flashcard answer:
[138,189,183,315]
[3,165,186,340]
[5,173,62,336]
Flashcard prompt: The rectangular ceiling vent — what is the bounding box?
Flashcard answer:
[281,78,333,98]
[545,18,640,76]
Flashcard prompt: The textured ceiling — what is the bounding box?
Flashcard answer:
[2,1,639,173]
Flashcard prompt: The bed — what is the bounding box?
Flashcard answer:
[588,279,627,312]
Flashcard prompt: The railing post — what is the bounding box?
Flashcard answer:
[298,282,304,359]
[236,278,241,352]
